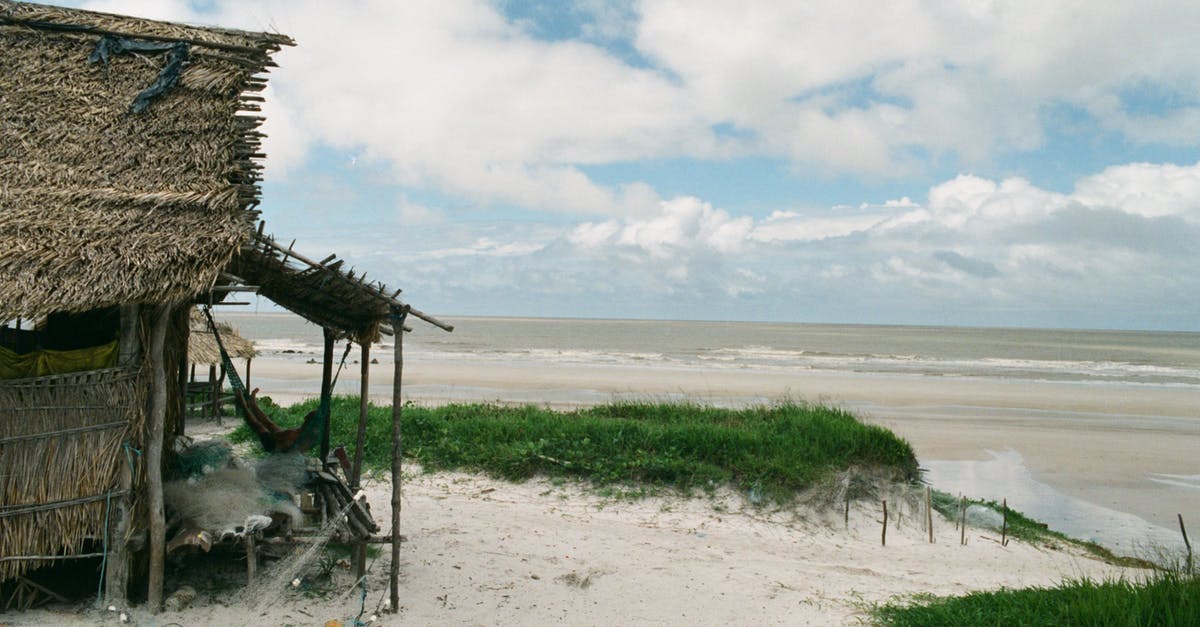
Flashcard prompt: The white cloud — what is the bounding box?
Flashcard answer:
[1072,162,1200,218]
[366,161,1200,327]
[74,0,1200,217]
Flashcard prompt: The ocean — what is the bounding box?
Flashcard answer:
[222,312,1200,388]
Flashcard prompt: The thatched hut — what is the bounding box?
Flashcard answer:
[0,0,450,612]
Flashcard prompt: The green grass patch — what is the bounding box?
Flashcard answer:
[872,570,1200,626]
[229,397,918,504]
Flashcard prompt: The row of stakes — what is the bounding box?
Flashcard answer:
[846,485,1196,568]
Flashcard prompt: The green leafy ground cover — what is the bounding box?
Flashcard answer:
[230,396,918,503]
[872,570,1199,627]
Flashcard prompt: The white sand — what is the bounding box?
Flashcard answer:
[14,472,1135,626]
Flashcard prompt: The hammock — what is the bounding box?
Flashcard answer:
[202,307,349,455]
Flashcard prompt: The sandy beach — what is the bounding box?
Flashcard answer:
[10,351,1192,626]
[14,470,1135,626]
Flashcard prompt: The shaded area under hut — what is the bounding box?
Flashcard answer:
[0,0,451,614]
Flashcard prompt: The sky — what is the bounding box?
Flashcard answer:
[65,0,1200,330]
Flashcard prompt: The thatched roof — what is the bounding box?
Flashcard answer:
[188,308,255,364]
[0,1,293,321]
[227,226,454,344]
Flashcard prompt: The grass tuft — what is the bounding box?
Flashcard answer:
[872,569,1200,626]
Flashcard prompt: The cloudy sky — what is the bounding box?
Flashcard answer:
[70,1,1200,330]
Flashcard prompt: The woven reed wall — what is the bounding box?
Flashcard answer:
[0,368,145,582]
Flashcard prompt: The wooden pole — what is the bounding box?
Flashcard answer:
[960,497,967,546]
[319,327,335,465]
[352,342,371,580]
[176,361,188,435]
[926,487,934,544]
[844,490,850,529]
[105,304,140,606]
[146,302,175,613]
[389,308,409,613]
[245,357,252,391]
[881,500,888,547]
[1179,514,1192,572]
[1001,498,1009,547]
[352,343,370,489]
[207,364,218,419]
[245,534,257,584]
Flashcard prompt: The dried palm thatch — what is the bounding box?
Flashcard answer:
[187,308,256,365]
[0,0,293,321]
[0,368,145,582]
[230,228,455,344]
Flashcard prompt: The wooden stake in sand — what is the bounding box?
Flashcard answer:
[926,487,934,544]
[959,496,967,546]
[881,500,888,547]
[1180,514,1193,572]
[1001,498,1009,547]
[844,490,850,529]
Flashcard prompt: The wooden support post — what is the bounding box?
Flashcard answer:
[177,315,190,436]
[176,363,188,437]
[319,328,335,465]
[146,302,175,613]
[926,487,934,544]
[389,308,409,613]
[352,342,371,580]
[105,307,140,606]
[104,452,133,605]
[208,364,218,420]
[245,357,252,391]
[352,343,370,489]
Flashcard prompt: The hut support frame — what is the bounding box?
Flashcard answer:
[105,304,141,605]
[146,302,178,612]
[389,306,409,613]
